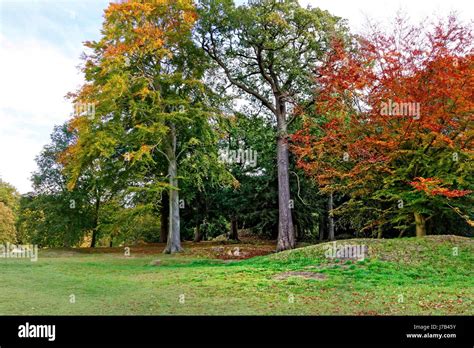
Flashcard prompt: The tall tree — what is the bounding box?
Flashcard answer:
[65,0,225,253]
[292,16,474,237]
[197,0,347,250]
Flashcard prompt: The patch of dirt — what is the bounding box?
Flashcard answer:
[273,271,327,280]
[208,245,275,260]
[70,236,276,260]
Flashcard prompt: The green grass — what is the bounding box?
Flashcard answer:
[0,235,472,315]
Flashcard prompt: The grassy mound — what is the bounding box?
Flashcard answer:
[269,235,473,265]
[258,235,474,291]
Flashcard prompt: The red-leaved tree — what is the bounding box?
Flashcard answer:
[292,15,473,237]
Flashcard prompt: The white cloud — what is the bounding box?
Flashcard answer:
[302,0,474,33]
[0,34,83,193]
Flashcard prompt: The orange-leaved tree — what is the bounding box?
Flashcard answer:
[62,0,224,253]
[292,15,473,237]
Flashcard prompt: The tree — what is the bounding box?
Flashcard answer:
[197,0,348,250]
[292,15,474,237]
[64,0,226,253]
[0,202,16,243]
[26,125,168,248]
[215,113,272,241]
[0,179,20,211]
[179,111,322,242]
[17,124,99,247]
[98,196,161,246]
[0,179,19,243]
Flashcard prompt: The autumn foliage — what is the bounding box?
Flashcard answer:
[291,16,474,236]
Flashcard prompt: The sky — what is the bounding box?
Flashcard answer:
[0,0,473,194]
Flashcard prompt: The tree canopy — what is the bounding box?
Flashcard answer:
[10,2,472,251]
[292,16,474,237]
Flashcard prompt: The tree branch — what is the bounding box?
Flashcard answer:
[202,32,277,115]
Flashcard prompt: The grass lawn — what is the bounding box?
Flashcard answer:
[0,235,472,315]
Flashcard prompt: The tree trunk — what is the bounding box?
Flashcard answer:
[228,216,239,241]
[164,124,183,254]
[377,225,383,239]
[414,212,427,237]
[90,230,97,248]
[275,98,296,251]
[194,223,203,242]
[90,197,100,248]
[319,211,326,241]
[159,191,169,243]
[328,192,335,241]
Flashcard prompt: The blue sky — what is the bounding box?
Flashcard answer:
[0,0,473,193]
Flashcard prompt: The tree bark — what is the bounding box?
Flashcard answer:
[90,196,100,248]
[275,98,296,251]
[319,210,326,241]
[414,212,427,237]
[228,216,239,241]
[90,230,97,248]
[159,191,169,243]
[194,223,203,242]
[328,192,335,241]
[164,124,183,254]
[377,225,383,239]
